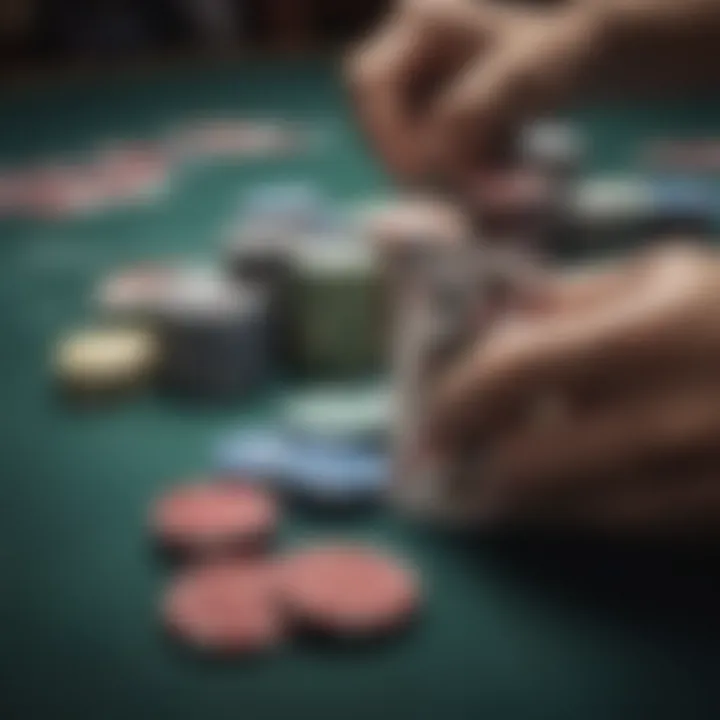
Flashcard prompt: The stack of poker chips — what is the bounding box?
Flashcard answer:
[520,120,585,184]
[154,267,270,401]
[212,384,392,506]
[225,227,296,375]
[568,175,718,250]
[289,239,382,379]
[226,234,383,381]
[279,384,391,504]
[513,120,586,254]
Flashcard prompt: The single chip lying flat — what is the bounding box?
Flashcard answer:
[282,439,389,504]
[162,562,283,654]
[282,384,392,445]
[278,544,420,636]
[96,265,181,318]
[213,427,289,480]
[53,327,159,392]
[151,481,277,553]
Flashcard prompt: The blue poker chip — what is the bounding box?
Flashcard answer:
[651,177,717,218]
[213,427,289,481]
[282,439,389,504]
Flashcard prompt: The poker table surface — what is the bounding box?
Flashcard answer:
[3,60,720,720]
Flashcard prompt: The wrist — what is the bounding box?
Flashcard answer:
[576,0,623,57]
[555,0,618,93]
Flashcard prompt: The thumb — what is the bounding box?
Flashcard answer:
[429,48,537,176]
[428,39,574,180]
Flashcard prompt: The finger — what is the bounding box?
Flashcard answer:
[428,4,598,181]
[429,37,568,179]
[537,258,643,314]
[347,13,422,178]
[348,0,494,179]
[503,258,641,318]
[573,468,720,535]
[482,379,720,512]
[431,244,713,448]
[542,239,716,314]
[428,52,523,181]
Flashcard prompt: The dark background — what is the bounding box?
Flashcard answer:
[0,0,388,68]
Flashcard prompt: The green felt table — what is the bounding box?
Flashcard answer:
[2,60,720,720]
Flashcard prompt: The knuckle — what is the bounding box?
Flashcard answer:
[637,240,716,309]
[402,0,443,24]
[504,64,537,105]
[346,47,383,90]
[431,99,459,133]
[647,241,712,278]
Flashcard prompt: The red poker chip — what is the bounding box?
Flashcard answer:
[151,481,278,554]
[102,264,180,307]
[277,544,420,637]
[95,144,169,200]
[162,561,284,654]
[0,173,28,215]
[24,164,107,219]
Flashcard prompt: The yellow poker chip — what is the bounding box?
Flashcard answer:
[53,328,159,393]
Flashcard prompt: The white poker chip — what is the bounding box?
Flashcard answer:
[292,237,375,277]
[53,328,159,391]
[97,263,246,323]
[155,266,258,323]
[520,121,585,170]
[571,177,654,225]
[156,265,270,399]
[96,265,181,318]
[282,384,393,445]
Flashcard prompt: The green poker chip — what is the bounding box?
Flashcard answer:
[290,239,382,378]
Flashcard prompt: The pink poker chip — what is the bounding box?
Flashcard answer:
[151,481,278,554]
[277,543,420,637]
[162,561,284,654]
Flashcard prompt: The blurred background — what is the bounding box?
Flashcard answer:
[0,0,386,69]
[5,4,720,720]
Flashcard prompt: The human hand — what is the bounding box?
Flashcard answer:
[347,0,606,186]
[430,243,720,533]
